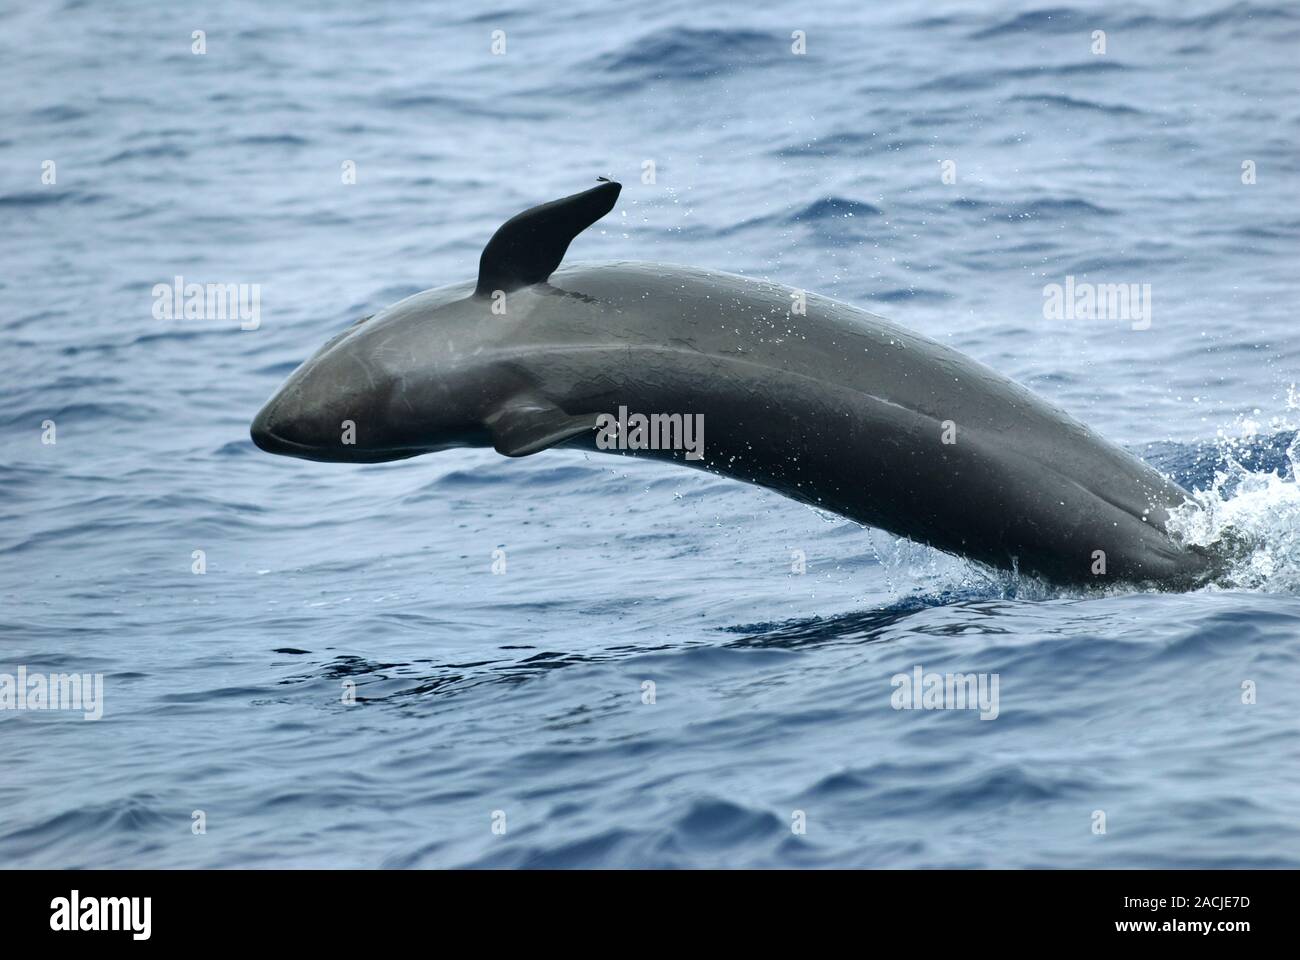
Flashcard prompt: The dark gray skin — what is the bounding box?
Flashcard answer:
[252,181,1214,588]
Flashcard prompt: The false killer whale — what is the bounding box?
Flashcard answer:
[251,179,1214,588]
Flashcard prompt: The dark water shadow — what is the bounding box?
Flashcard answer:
[720,592,1010,650]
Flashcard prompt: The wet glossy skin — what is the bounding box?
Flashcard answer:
[252,260,1213,587]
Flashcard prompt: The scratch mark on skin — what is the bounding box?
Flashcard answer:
[397,376,415,414]
[542,283,602,304]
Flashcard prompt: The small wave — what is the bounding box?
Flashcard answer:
[28,104,88,122]
[375,92,470,112]
[102,144,191,164]
[214,438,256,457]
[0,794,171,860]
[972,3,1296,41]
[1124,3,1299,31]
[0,190,107,208]
[875,765,1085,817]
[593,27,775,81]
[1008,93,1142,116]
[672,798,783,847]
[280,643,609,705]
[0,401,156,430]
[970,7,1092,39]
[236,134,311,147]
[915,59,1127,93]
[127,328,242,347]
[1007,197,1116,219]
[943,196,1116,221]
[870,287,953,303]
[1221,223,1300,241]
[788,197,882,224]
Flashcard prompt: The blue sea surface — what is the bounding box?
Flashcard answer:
[2,0,1300,867]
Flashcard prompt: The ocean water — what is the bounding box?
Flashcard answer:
[3,0,1300,868]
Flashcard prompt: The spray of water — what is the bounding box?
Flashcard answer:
[1167,430,1300,592]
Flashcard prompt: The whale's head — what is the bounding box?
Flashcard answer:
[252,179,621,463]
[251,285,492,463]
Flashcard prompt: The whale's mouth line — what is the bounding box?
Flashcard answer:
[252,429,424,463]
[256,430,318,454]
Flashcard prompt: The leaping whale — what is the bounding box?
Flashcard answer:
[251,180,1214,588]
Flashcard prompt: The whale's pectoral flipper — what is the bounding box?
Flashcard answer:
[487,397,597,457]
[475,179,621,296]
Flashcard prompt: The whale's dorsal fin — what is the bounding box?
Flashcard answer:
[475,179,621,296]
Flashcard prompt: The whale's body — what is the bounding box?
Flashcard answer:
[252,182,1211,587]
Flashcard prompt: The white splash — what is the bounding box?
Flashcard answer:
[1167,430,1300,592]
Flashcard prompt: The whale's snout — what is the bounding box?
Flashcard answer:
[250,395,356,461]
[250,401,296,456]
[249,368,353,460]
[250,414,273,452]
[249,352,446,464]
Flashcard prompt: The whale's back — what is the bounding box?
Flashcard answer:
[518,261,1209,585]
